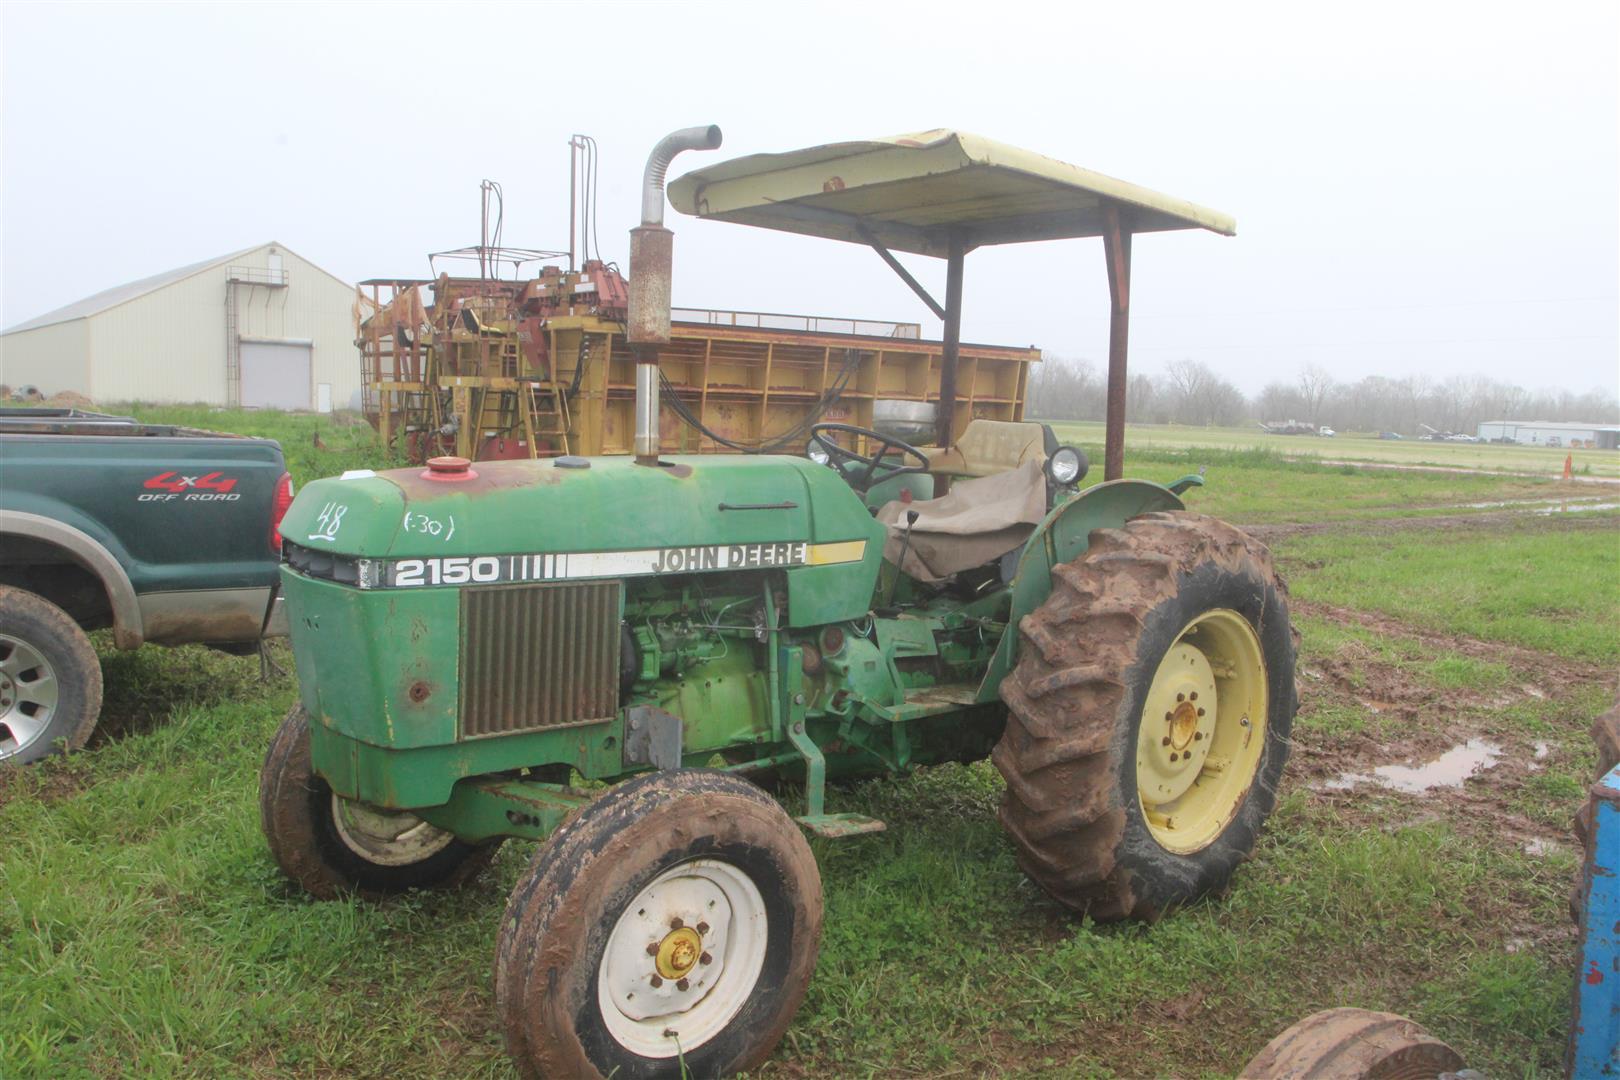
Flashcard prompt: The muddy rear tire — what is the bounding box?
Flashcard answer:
[495,769,821,1079]
[0,586,102,765]
[994,511,1296,920]
[1239,1007,1465,1078]
[258,703,499,899]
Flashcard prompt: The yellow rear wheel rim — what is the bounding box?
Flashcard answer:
[1135,608,1268,854]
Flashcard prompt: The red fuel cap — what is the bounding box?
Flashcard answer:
[422,456,478,482]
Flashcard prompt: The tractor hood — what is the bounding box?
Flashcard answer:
[278,455,883,582]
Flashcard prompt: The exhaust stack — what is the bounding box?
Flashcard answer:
[628,125,723,464]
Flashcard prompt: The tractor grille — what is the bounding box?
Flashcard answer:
[458,581,622,738]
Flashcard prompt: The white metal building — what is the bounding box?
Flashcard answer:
[1477,420,1620,449]
[0,242,362,410]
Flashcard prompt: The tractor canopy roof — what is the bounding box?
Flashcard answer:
[666,129,1236,257]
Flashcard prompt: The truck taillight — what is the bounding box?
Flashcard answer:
[270,472,294,552]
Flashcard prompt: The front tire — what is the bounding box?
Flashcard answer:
[994,511,1297,920]
[0,586,102,765]
[495,769,821,1079]
[258,703,499,899]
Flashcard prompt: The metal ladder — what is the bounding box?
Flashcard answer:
[518,373,572,458]
[224,282,241,406]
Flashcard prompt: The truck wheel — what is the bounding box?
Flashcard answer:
[994,511,1297,920]
[495,769,821,1079]
[258,703,499,899]
[1239,1007,1465,1078]
[0,585,102,765]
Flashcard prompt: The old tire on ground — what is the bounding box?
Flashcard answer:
[0,585,103,765]
[258,703,499,899]
[994,511,1296,920]
[1239,1007,1466,1078]
[495,769,821,1079]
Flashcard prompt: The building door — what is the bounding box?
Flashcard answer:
[240,341,311,409]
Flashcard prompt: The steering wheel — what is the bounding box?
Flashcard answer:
[808,422,931,492]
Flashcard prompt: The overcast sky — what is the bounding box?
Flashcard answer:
[3,1,1616,397]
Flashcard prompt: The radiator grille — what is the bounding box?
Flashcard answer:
[459,581,622,738]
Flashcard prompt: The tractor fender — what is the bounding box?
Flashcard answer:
[975,479,1186,702]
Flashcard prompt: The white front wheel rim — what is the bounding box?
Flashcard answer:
[330,795,456,865]
[596,858,769,1059]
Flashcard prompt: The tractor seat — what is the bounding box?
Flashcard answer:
[874,458,1048,583]
[923,419,1047,478]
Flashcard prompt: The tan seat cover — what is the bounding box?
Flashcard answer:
[922,419,1047,478]
[875,458,1048,583]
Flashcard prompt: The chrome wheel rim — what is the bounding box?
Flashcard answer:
[0,634,60,760]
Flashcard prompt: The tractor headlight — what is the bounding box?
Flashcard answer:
[806,440,831,467]
[1046,446,1087,486]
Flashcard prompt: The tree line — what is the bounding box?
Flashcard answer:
[1025,358,1620,434]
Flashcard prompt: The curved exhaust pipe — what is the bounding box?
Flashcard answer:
[629,124,723,463]
[640,125,722,226]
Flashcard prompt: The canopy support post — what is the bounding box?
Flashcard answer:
[1102,204,1132,481]
[936,232,966,449]
[861,228,946,320]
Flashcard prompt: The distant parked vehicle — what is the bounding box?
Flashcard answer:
[1317,427,1336,438]
[1446,434,1479,443]
[1378,431,1403,440]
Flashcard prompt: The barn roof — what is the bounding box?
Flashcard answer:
[1,242,346,334]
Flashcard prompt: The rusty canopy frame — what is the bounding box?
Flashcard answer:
[668,129,1235,479]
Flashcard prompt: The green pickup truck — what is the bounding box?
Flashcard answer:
[0,409,292,763]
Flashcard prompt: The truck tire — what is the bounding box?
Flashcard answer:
[0,585,103,765]
[259,703,500,899]
[994,511,1296,921]
[495,769,821,1079]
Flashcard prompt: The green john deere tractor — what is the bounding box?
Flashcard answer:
[262,127,1296,1079]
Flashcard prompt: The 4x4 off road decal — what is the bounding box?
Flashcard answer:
[138,471,241,502]
[380,540,865,588]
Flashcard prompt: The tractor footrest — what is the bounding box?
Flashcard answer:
[796,813,886,839]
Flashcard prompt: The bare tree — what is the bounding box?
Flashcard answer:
[1297,364,1335,424]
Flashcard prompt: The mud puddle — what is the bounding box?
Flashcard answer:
[1460,495,1618,512]
[1317,738,1504,794]
[1536,501,1620,514]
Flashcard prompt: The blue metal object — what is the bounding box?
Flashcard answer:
[1571,762,1620,1076]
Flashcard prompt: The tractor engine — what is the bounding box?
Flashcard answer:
[275,452,1006,812]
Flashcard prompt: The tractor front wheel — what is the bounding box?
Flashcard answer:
[994,511,1297,920]
[258,703,500,899]
[495,769,821,1079]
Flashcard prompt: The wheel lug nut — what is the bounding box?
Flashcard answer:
[650,975,663,988]
[1161,736,1171,746]
[1176,693,1185,702]
[1197,707,1205,717]
[1164,711,1173,722]
[669,917,684,930]
[676,978,690,991]
[1194,731,1204,741]
[1169,752,1179,762]
[700,952,712,965]
[696,921,710,936]
[646,942,659,956]
[1190,691,1198,701]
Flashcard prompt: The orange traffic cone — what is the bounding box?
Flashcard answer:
[1563,453,1573,481]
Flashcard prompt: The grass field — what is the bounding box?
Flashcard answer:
[2,407,1617,1077]
[1044,420,1620,478]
